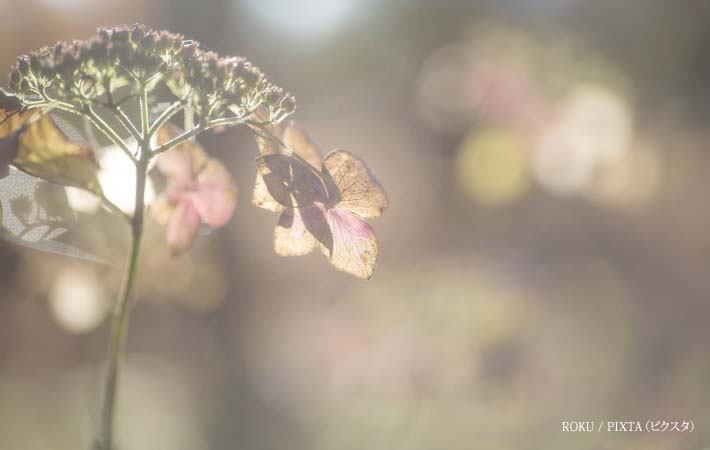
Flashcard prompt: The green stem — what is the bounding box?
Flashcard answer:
[98,154,147,450]
[139,87,149,137]
[98,86,152,450]
[112,105,142,142]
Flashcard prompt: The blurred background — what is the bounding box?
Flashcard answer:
[1,0,710,449]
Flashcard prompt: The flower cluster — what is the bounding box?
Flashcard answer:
[8,24,295,122]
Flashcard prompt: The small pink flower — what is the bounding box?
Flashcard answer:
[152,125,237,253]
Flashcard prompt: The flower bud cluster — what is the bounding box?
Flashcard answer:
[7,24,295,123]
[166,43,295,121]
[9,25,181,103]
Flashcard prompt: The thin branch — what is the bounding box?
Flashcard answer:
[84,105,136,161]
[151,113,251,156]
[151,123,204,155]
[40,96,136,162]
[113,105,142,142]
[147,99,185,137]
[139,87,150,140]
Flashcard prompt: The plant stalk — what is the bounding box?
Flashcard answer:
[98,151,148,450]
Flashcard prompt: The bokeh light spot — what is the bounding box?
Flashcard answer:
[241,0,360,38]
[49,266,108,333]
[455,129,531,207]
[98,145,155,215]
[533,84,633,196]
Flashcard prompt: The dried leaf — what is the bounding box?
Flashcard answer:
[0,167,105,263]
[0,108,102,194]
[0,129,21,178]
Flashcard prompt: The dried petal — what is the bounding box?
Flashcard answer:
[252,172,285,212]
[320,207,379,280]
[251,120,323,210]
[274,206,324,256]
[255,154,328,208]
[282,121,322,168]
[322,150,388,218]
[249,107,282,156]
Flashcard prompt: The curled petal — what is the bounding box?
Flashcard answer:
[320,207,379,280]
[165,197,201,254]
[322,150,388,218]
[192,159,237,228]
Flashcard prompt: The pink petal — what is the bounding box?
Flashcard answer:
[320,207,378,280]
[166,197,201,254]
[156,125,208,187]
[193,159,237,228]
[157,147,194,187]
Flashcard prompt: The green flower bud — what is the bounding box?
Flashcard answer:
[17,57,30,76]
[19,78,31,93]
[141,32,156,49]
[98,28,112,43]
[9,69,22,91]
[264,86,284,106]
[29,54,42,73]
[280,94,296,114]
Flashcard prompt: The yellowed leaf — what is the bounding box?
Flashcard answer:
[0,108,102,194]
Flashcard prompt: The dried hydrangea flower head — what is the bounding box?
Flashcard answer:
[8,24,295,123]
